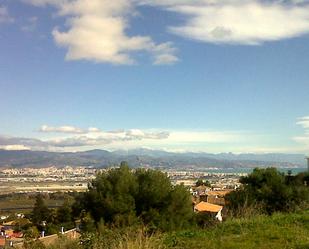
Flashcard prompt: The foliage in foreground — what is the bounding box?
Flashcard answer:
[226,168,309,215]
[74,164,193,231]
[24,210,309,249]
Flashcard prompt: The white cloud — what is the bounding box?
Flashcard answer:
[100,130,250,152]
[0,135,46,149]
[39,125,101,134]
[0,127,170,149]
[0,128,244,150]
[293,116,309,147]
[0,145,30,151]
[25,0,178,65]
[23,0,309,62]
[147,0,309,45]
[51,129,169,147]
[296,116,309,129]
[0,6,14,24]
[1,128,303,153]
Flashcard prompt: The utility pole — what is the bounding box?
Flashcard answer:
[306,157,309,172]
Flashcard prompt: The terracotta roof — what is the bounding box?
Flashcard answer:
[0,238,5,246]
[194,201,223,213]
[206,190,233,196]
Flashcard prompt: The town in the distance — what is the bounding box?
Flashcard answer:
[0,148,308,248]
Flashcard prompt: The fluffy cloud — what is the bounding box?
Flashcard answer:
[45,129,169,147]
[2,128,293,153]
[39,125,101,134]
[0,127,170,150]
[0,6,14,24]
[145,0,309,45]
[0,127,244,151]
[0,135,46,148]
[22,0,309,62]
[25,0,178,65]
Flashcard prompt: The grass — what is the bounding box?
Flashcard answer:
[25,210,309,249]
[164,210,309,249]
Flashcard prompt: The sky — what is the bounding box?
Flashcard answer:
[0,0,309,154]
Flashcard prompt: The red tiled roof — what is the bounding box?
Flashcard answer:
[194,201,223,213]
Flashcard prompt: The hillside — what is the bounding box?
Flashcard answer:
[36,211,309,249]
[164,211,309,249]
[0,149,305,169]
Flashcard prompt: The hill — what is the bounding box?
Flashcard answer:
[164,211,309,249]
[0,149,305,169]
[34,211,309,249]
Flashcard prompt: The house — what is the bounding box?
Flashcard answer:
[194,201,223,221]
[205,190,233,206]
[191,185,212,196]
[0,236,5,249]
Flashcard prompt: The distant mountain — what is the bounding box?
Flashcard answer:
[114,149,307,166]
[0,149,306,169]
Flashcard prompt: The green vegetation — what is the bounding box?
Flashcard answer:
[226,168,309,216]
[0,191,74,213]
[164,211,309,249]
[74,164,193,231]
[7,165,309,249]
[195,179,211,187]
[24,210,309,249]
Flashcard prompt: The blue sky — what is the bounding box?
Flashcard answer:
[0,0,309,153]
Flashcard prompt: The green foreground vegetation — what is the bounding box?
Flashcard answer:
[3,164,309,248]
[166,211,309,249]
[27,210,309,249]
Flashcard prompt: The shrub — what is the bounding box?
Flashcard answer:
[226,168,309,215]
[73,164,193,231]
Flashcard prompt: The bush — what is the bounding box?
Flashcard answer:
[226,168,309,215]
[73,164,193,231]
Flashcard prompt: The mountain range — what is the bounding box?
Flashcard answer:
[0,149,307,169]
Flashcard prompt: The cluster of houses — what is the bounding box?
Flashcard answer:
[0,219,78,249]
[190,185,233,221]
[0,220,24,248]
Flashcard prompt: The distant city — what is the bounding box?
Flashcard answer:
[0,148,307,195]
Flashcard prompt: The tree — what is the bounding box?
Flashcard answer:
[31,194,50,227]
[56,200,73,224]
[81,164,138,227]
[23,226,40,240]
[73,164,193,231]
[226,168,309,215]
[13,218,32,232]
[195,179,204,187]
[196,179,211,187]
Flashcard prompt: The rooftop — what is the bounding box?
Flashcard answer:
[194,201,223,213]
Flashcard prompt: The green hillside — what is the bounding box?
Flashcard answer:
[164,211,309,249]
[28,210,309,249]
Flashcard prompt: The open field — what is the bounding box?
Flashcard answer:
[0,181,88,195]
[0,198,63,212]
[0,191,76,214]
